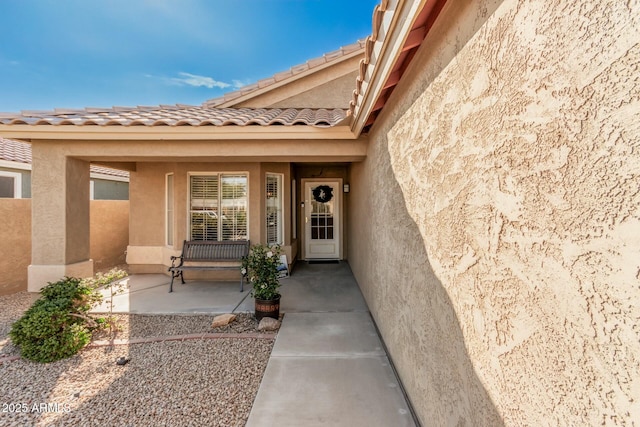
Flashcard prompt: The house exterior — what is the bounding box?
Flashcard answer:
[0,0,638,425]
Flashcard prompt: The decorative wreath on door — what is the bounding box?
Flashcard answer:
[312,185,334,203]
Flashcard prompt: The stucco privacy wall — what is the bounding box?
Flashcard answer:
[349,0,640,425]
[90,200,129,270]
[0,200,129,295]
[0,199,31,295]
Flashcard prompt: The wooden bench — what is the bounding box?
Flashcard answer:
[168,240,250,293]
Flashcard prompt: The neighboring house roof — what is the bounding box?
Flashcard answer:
[0,137,129,179]
[204,40,366,108]
[0,106,348,128]
[0,136,30,164]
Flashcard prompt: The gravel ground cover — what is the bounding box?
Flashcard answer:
[92,312,270,341]
[0,292,32,357]
[0,292,275,427]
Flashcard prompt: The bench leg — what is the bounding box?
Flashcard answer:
[169,269,183,293]
[240,274,244,292]
[180,271,185,284]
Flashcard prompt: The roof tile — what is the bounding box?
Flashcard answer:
[0,107,348,128]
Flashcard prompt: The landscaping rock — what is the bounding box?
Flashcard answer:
[211,313,236,328]
[258,317,281,331]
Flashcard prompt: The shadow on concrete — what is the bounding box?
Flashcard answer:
[91,274,251,314]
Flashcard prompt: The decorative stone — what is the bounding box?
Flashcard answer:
[257,317,281,331]
[116,356,130,366]
[211,313,236,328]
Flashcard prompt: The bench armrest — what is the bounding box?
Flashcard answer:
[170,255,184,269]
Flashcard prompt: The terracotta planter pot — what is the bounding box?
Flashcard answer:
[254,296,280,321]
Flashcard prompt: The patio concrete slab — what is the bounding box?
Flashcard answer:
[239,261,369,313]
[271,312,384,357]
[91,274,250,314]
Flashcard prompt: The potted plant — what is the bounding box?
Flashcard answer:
[241,244,282,320]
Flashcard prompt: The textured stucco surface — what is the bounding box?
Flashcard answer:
[90,200,129,270]
[267,71,359,109]
[0,199,31,295]
[0,200,129,295]
[234,56,361,109]
[350,0,639,425]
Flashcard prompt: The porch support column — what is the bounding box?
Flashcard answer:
[28,143,93,292]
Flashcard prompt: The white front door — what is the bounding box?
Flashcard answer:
[304,181,341,259]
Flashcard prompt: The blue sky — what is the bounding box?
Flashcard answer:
[0,0,379,112]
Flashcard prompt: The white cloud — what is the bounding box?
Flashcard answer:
[232,79,250,89]
[171,72,230,89]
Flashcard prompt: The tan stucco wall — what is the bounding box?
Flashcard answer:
[349,0,639,425]
[266,71,359,109]
[0,199,31,295]
[233,55,361,109]
[127,162,297,273]
[0,200,129,295]
[90,200,129,270]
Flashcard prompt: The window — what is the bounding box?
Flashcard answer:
[190,173,247,241]
[266,173,283,245]
[166,174,174,246]
[0,171,21,198]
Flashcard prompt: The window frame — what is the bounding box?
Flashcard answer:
[0,170,22,199]
[187,171,249,242]
[266,172,284,245]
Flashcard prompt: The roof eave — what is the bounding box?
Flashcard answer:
[0,124,358,141]
[351,0,447,136]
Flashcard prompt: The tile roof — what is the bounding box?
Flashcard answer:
[0,137,30,164]
[0,106,348,128]
[203,40,367,108]
[0,137,129,179]
[89,164,130,179]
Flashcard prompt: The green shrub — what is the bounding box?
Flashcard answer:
[9,269,127,363]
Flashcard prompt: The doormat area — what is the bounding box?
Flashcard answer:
[307,260,340,264]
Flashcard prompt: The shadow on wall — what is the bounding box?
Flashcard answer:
[348,1,508,424]
[350,148,504,425]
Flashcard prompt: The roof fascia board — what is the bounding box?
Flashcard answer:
[351,0,427,135]
[0,125,358,141]
[89,172,129,182]
[0,159,31,170]
[214,49,364,108]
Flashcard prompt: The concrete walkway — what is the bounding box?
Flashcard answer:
[246,262,416,427]
[91,262,416,426]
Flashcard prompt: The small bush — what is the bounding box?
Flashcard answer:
[9,269,127,363]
